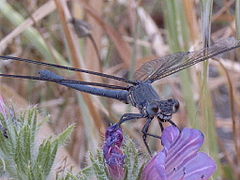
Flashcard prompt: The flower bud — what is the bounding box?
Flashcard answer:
[103,124,125,180]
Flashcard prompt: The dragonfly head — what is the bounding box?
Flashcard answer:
[146,99,179,117]
[159,98,179,114]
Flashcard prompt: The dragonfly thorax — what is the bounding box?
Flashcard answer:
[128,82,160,109]
[127,82,180,118]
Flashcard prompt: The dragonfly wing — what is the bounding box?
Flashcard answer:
[135,37,240,82]
[0,55,135,85]
[133,52,189,81]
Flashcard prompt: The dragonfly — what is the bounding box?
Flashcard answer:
[0,37,240,154]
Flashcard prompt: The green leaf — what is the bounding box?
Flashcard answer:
[0,106,74,179]
[123,138,147,180]
[43,141,58,176]
[76,166,94,180]
[53,124,75,146]
[90,151,108,180]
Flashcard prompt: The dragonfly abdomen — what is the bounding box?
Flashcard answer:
[39,70,129,103]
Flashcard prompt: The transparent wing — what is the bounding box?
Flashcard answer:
[134,37,240,82]
[133,52,189,81]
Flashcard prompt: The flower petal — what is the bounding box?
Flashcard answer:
[141,151,167,180]
[167,152,217,180]
[165,128,204,172]
[141,126,216,180]
[161,126,180,149]
[105,124,123,147]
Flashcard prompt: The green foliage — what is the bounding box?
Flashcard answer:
[0,107,74,180]
[123,138,147,180]
[63,137,148,180]
[0,105,146,180]
[90,151,109,180]
[222,164,237,180]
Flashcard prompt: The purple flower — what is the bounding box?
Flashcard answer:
[103,124,125,180]
[141,126,217,180]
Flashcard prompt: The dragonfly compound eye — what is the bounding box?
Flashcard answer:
[172,99,180,113]
[152,106,159,113]
[147,102,159,116]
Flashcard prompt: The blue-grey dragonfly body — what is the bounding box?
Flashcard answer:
[1,37,240,154]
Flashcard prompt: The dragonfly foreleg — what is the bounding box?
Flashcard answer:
[117,113,145,125]
[167,119,178,127]
[167,119,181,132]
[157,116,180,133]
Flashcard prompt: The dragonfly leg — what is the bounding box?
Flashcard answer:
[157,117,164,133]
[167,119,177,127]
[157,116,180,132]
[143,133,161,139]
[167,119,181,132]
[141,119,162,139]
[141,118,154,156]
[117,113,145,126]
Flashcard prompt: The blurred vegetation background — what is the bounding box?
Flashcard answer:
[0,0,240,179]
